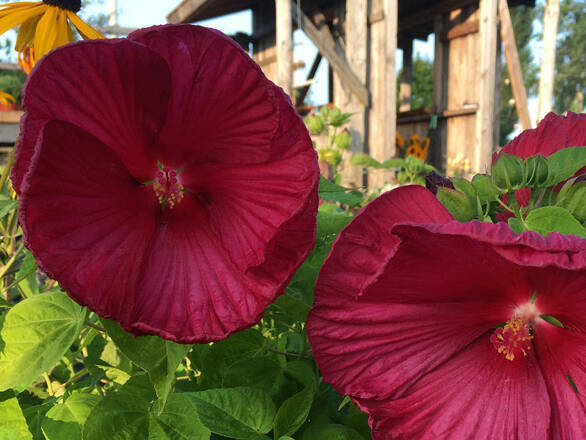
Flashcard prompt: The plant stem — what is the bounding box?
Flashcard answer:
[52,368,89,393]
[85,321,106,333]
[0,145,15,193]
[43,372,54,396]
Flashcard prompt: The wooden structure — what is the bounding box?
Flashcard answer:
[168,0,535,183]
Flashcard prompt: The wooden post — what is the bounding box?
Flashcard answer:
[342,0,368,187]
[399,39,413,112]
[275,0,293,96]
[369,0,397,188]
[430,13,448,173]
[537,0,559,121]
[475,0,498,173]
[498,0,531,130]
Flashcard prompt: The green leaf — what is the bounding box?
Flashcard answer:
[83,375,210,440]
[273,383,316,439]
[316,210,352,238]
[525,206,585,237]
[0,390,33,440]
[222,357,286,399]
[42,393,101,440]
[507,217,527,234]
[0,197,18,220]
[556,180,585,222]
[379,158,405,169]
[349,154,381,168]
[0,291,85,390]
[436,187,476,222]
[318,176,363,206]
[302,424,364,440]
[471,174,500,202]
[540,314,564,328]
[185,387,276,439]
[101,319,190,413]
[545,146,586,186]
[16,251,39,297]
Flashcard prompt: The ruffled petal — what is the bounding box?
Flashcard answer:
[364,339,551,440]
[128,189,316,343]
[19,120,157,324]
[496,112,586,160]
[531,269,586,439]
[13,38,171,193]
[128,24,282,167]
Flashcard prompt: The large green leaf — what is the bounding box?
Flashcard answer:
[525,206,585,237]
[349,154,381,168]
[302,424,365,440]
[545,145,586,186]
[101,319,190,413]
[222,357,286,399]
[273,382,316,439]
[185,387,276,439]
[0,390,33,440]
[83,375,210,440]
[318,177,363,206]
[42,393,101,440]
[0,291,85,390]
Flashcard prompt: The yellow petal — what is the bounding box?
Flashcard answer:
[54,10,71,48]
[15,13,41,50]
[66,11,104,40]
[33,5,59,59]
[0,3,44,37]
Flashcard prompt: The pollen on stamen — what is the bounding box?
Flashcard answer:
[490,317,533,361]
[152,166,184,209]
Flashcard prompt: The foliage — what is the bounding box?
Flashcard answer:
[553,0,586,114]
[0,69,25,103]
[0,160,370,439]
[396,56,433,110]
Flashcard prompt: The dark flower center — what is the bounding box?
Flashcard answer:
[42,0,81,12]
[153,167,184,209]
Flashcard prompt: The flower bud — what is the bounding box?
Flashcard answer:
[557,181,586,223]
[522,154,549,187]
[425,171,454,195]
[436,187,477,222]
[335,129,352,150]
[322,148,342,167]
[305,114,324,135]
[492,153,524,191]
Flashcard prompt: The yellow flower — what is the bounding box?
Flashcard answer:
[405,135,430,161]
[0,1,104,65]
[0,90,16,105]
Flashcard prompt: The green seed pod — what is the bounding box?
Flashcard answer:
[472,173,501,202]
[436,187,477,222]
[322,148,342,167]
[557,181,586,223]
[305,114,325,135]
[492,153,524,191]
[523,154,549,187]
[334,129,352,150]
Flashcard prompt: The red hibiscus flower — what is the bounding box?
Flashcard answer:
[494,112,586,220]
[307,185,586,439]
[15,25,319,343]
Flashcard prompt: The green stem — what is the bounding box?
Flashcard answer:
[43,372,54,396]
[0,145,15,193]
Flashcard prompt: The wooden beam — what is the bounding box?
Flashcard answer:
[95,25,136,35]
[167,0,204,23]
[297,53,322,105]
[399,39,413,111]
[398,0,476,33]
[475,0,498,172]
[443,19,479,41]
[430,13,449,172]
[537,0,559,121]
[0,62,21,71]
[276,0,293,96]
[292,6,369,106]
[498,0,531,130]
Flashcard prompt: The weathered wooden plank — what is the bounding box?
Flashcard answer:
[498,0,531,130]
[475,0,498,172]
[398,0,476,32]
[537,0,559,121]
[276,0,293,96]
[444,19,479,41]
[0,111,22,123]
[167,0,205,23]
[0,62,20,71]
[95,25,136,35]
[293,5,369,106]
[252,2,278,82]
[297,53,322,105]
[399,39,413,112]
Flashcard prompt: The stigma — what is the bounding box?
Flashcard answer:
[153,167,184,209]
[490,316,533,361]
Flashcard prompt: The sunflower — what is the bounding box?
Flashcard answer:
[0,90,16,105]
[0,0,104,67]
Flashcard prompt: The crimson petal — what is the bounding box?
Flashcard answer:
[129,25,281,167]
[12,38,171,193]
[19,120,157,324]
[365,339,551,440]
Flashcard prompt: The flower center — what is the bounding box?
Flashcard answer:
[153,167,184,209]
[491,316,533,361]
[42,0,81,12]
